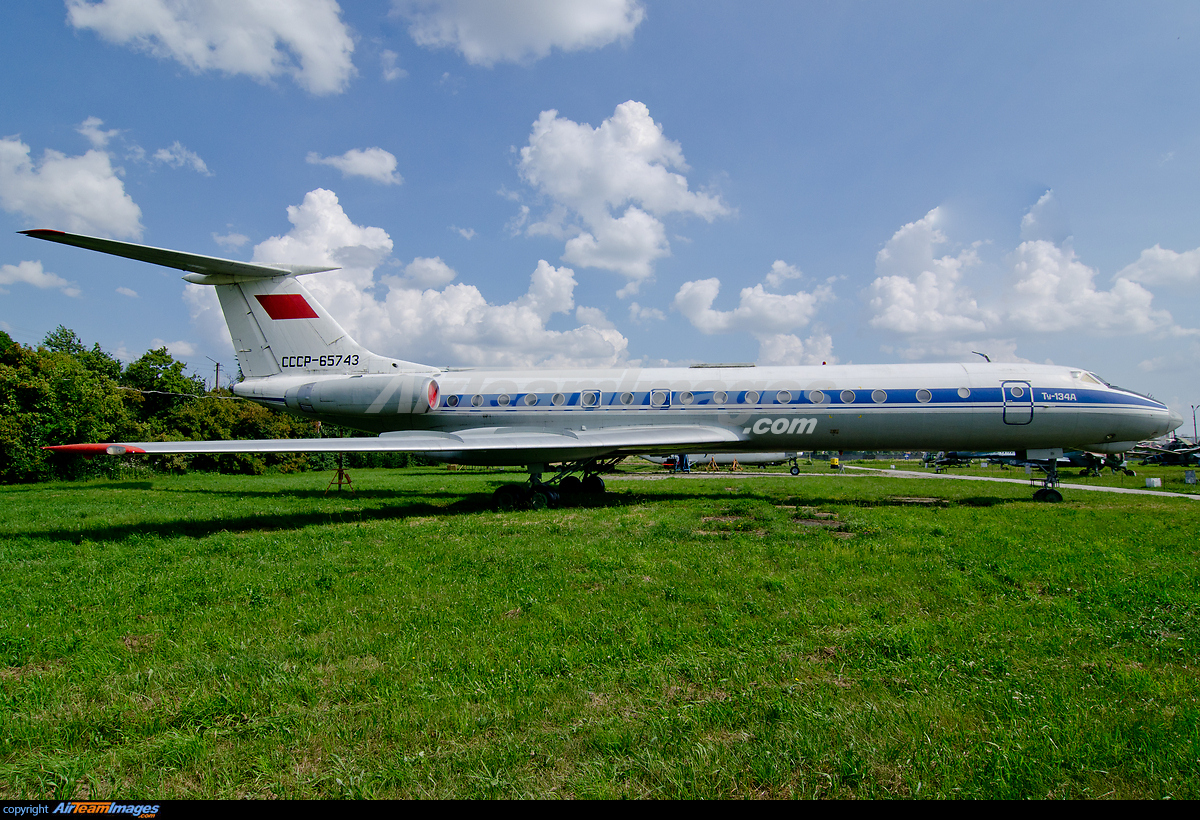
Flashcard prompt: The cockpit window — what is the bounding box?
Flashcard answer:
[1080,372,1104,385]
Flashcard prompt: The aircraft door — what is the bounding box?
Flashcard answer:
[1002,380,1033,425]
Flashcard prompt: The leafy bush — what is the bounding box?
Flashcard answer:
[0,328,423,483]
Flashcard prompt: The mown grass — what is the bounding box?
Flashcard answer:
[869,459,1200,495]
[1,466,1198,798]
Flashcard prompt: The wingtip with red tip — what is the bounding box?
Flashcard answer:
[44,443,147,455]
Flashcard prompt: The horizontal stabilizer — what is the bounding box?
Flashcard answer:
[21,230,338,282]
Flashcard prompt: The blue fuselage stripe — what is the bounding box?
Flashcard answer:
[432,386,1164,412]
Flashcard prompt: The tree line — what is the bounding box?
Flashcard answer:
[0,327,421,484]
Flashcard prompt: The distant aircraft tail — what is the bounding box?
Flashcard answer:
[20,229,432,379]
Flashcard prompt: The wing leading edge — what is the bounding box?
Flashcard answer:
[44,424,744,464]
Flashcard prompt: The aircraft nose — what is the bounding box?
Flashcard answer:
[1168,406,1184,432]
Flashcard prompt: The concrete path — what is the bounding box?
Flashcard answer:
[609,465,1200,501]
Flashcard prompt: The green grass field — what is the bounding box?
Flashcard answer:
[2,464,1198,798]
[879,459,1200,495]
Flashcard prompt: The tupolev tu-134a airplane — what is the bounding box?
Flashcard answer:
[24,229,1183,504]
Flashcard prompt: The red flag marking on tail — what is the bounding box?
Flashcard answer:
[255,294,319,320]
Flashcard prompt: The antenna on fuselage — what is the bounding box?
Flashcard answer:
[972,351,991,362]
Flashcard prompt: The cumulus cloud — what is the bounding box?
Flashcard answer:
[116,286,138,297]
[674,277,832,336]
[67,0,356,95]
[764,260,803,289]
[306,147,403,185]
[672,261,835,365]
[77,116,119,149]
[1116,244,1200,286]
[862,202,1192,360]
[380,48,407,81]
[376,260,629,366]
[517,100,728,295]
[211,188,628,367]
[1138,338,1200,377]
[401,256,456,288]
[561,207,667,293]
[627,302,665,323]
[397,0,644,66]
[182,282,233,360]
[0,260,81,298]
[1007,240,1172,334]
[576,306,615,329]
[75,116,211,176]
[151,337,197,358]
[1020,189,1070,244]
[0,134,142,238]
[212,231,249,250]
[881,338,1028,364]
[152,141,211,175]
[866,208,995,336]
[252,188,393,274]
[757,332,835,366]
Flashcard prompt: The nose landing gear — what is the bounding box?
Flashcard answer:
[1029,460,1063,503]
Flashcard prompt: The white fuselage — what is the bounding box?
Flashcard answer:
[25,229,1183,470]
[235,361,1177,465]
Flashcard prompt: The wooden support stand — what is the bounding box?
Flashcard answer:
[325,452,354,494]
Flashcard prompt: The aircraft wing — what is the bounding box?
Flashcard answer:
[45,424,744,462]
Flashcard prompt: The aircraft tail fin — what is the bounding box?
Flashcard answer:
[214,275,380,379]
[21,229,431,379]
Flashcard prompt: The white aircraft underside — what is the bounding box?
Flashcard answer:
[25,229,1182,469]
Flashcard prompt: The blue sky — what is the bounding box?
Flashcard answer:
[1,1,1198,426]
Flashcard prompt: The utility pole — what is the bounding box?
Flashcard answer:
[206,356,222,392]
[1192,404,1198,445]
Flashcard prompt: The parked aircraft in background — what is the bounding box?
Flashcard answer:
[925,451,983,471]
[927,450,1136,477]
[1132,438,1200,467]
[25,229,1183,505]
[639,452,803,474]
[1065,450,1137,476]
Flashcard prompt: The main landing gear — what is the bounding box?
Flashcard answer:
[491,458,616,511]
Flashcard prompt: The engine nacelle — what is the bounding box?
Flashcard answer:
[285,375,440,416]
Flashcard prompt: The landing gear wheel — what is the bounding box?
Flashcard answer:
[581,475,606,494]
[1124,469,1136,477]
[493,485,523,511]
[1033,488,1063,503]
[529,488,559,509]
[790,465,800,476]
[559,476,582,495]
